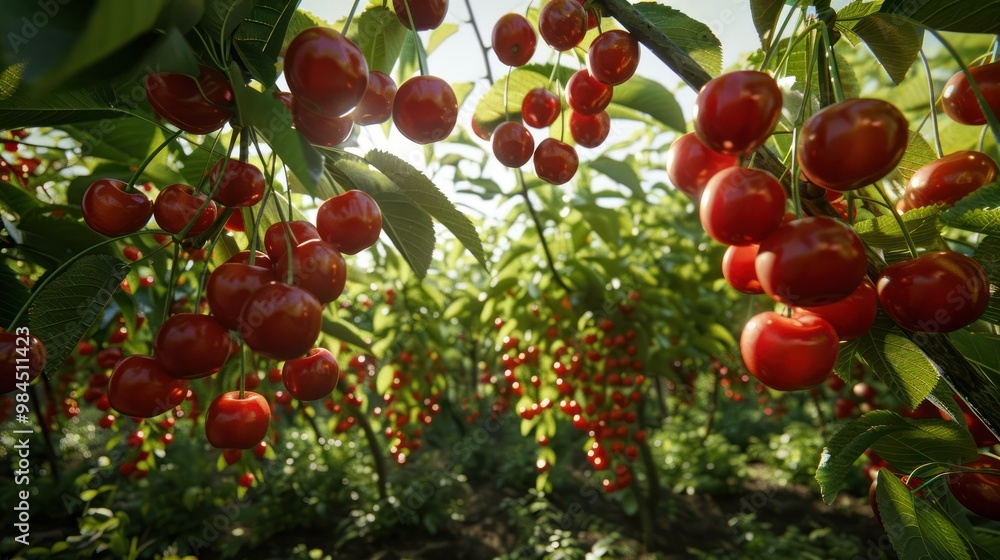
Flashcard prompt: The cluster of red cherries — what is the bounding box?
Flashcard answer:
[483,0,639,185]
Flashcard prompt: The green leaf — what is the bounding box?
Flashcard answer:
[872,419,978,472]
[62,120,184,186]
[896,130,937,185]
[816,409,910,503]
[836,0,884,24]
[283,9,328,53]
[876,472,972,560]
[347,6,408,75]
[849,13,923,85]
[589,157,643,198]
[322,315,372,351]
[611,76,686,133]
[0,180,42,217]
[853,205,943,264]
[972,236,1000,323]
[199,0,255,42]
[750,0,785,50]
[0,65,126,130]
[18,214,114,267]
[940,181,1000,235]
[233,0,299,86]
[0,264,30,328]
[632,3,723,76]
[880,0,1000,35]
[855,318,939,408]
[365,150,487,270]
[427,23,458,54]
[28,255,130,374]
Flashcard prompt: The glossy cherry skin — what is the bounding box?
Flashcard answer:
[0,331,45,394]
[740,312,839,391]
[897,151,999,213]
[940,398,1000,448]
[226,250,272,269]
[393,0,448,30]
[264,220,321,262]
[316,190,382,255]
[943,61,1000,126]
[798,98,909,192]
[534,138,579,185]
[538,0,588,52]
[876,251,989,333]
[699,167,786,246]
[145,65,235,134]
[237,283,323,361]
[755,216,867,306]
[393,75,458,144]
[154,313,233,379]
[293,100,354,146]
[588,30,640,86]
[153,184,218,238]
[284,27,368,117]
[206,263,277,330]
[205,391,271,449]
[948,455,1000,521]
[522,88,561,129]
[665,132,737,199]
[722,244,763,294]
[793,278,878,341]
[352,71,397,126]
[492,121,535,167]
[81,179,153,237]
[277,239,347,304]
[282,348,340,401]
[694,70,781,156]
[107,355,188,418]
[208,159,265,207]
[492,13,536,67]
[569,110,610,149]
[566,69,613,116]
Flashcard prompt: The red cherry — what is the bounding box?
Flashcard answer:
[107,356,188,417]
[587,30,640,86]
[206,263,277,330]
[81,179,153,237]
[943,61,1000,126]
[492,121,535,167]
[264,220,321,262]
[145,65,235,134]
[722,244,763,295]
[208,159,265,207]
[0,332,45,394]
[284,27,368,117]
[253,440,268,459]
[533,138,578,185]
[940,398,1000,448]
[224,211,245,232]
[694,70,782,156]
[492,13,536,67]
[740,312,839,391]
[205,391,271,449]
[315,190,382,255]
[793,278,878,341]
[522,88,561,129]
[239,473,255,488]
[393,76,458,144]
[223,449,242,465]
[237,283,323,361]
[699,167,786,246]
[897,151,999,212]
[566,69,613,116]
[948,455,1000,520]
[538,0,588,52]
[292,100,354,146]
[352,71,397,126]
[282,348,340,401]
[569,110,610,149]
[392,0,449,31]
[154,313,233,379]
[153,184,218,238]
[226,250,272,269]
[276,239,347,304]
[666,132,737,199]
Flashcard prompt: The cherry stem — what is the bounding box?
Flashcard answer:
[759,2,799,70]
[919,50,945,159]
[819,21,843,103]
[789,128,803,218]
[341,0,363,36]
[239,346,246,400]
[463,0,494,84]
[161,243,182,322]
[126,130,181,192]
[515,168,571,292]
[503,66,513,121]
[874,182,919,258]
[192,225,226,313]
[400,0,430,76]
[547,53,562,89]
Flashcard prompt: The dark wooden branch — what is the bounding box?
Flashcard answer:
[595,0,1000,439]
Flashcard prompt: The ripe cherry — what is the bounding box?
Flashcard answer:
[665,132,737,199]
[522,88,561,129]
[897,151,998,213]
[942,61,1000,126]
[282,348,340,401]
[793,278,878,341]
[264,220,321,262]
[393,0,449,31]
[153,184,218,238]
[569,110,611,149]
[81,179,153,237]
[588,30,640,86]
[352,71,397,126]
[940,398,1000,448]
[238,283,323,361]
[284,27,368,117]
[107,355,187,417]
[154,313,233,379]
[534,138,578,185]
[206,263,277,330]
[538,0,588,52]
[699,167,786,246]
[797,98,909,192]
[566,69,613,116]
[293,101,354,146]
[227,250,272,269]
[755,216,867,306]
[947,454,1000,521]
[492,121,535,167]
[208,159,265,207]
[276,239,348,304]
[145,65,235,134]
[393,76,458,144]
[0,331,45,394]
[205,391,271,449]
[876,251,989,333]
[316,190,382,255]
[492,13,536,67]
[239,473,255,488]
[740,312,839,391]
[694,70,782,156]
[722,244,763,295]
